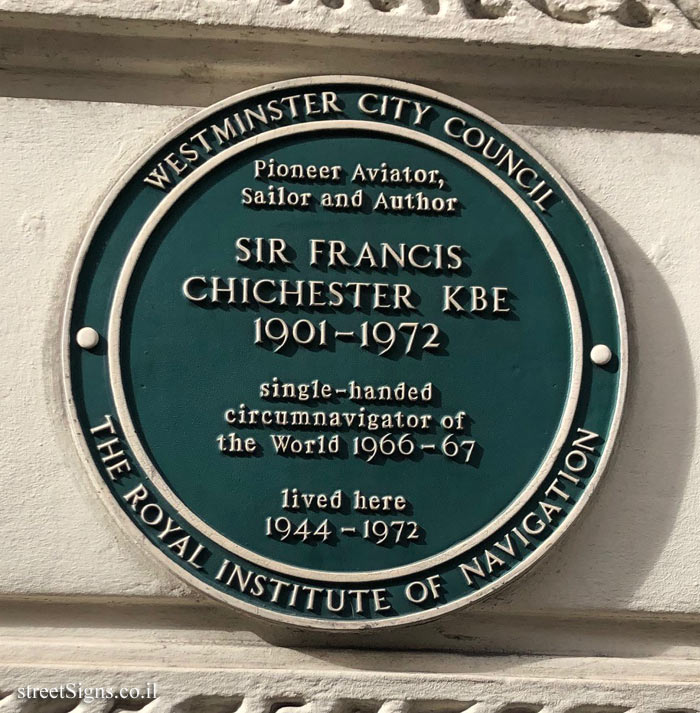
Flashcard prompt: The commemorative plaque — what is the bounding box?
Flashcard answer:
[64,77,626,629]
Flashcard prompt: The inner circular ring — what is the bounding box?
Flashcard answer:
[107,120,584,584]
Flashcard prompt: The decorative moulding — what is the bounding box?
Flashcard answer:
[2,0,700,58]
[0,684,698,713]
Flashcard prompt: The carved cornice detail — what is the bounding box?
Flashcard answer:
[324,0,699,29]
[1,692,699,712]
[1,0,699,58]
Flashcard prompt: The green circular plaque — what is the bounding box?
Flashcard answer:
[64,77,627,629]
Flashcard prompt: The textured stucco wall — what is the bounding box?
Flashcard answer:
[1,97,697,615]
[0,0,698,708]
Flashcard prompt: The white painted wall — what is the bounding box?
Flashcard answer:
[0,0,698,708]
[1,98,698,614]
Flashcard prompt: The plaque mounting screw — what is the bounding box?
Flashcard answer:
[590,344,613,366]
[76,327,100,350]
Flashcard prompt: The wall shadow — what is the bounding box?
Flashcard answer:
[241,199,697,656]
